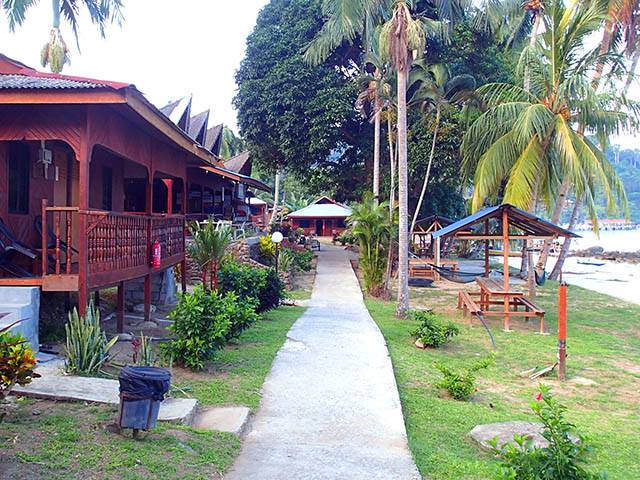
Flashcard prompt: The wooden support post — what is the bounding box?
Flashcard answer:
[162,178,174,215]
[117,282,125,334]
[144,274,151,323]
[41,199,48,276]
[77,111,92,316]
[435,236,441,281]
[484,219,489,277]
[502,208,510,332]
[94,290,100,308]
[558,282,567,380]
[144,172,153,323]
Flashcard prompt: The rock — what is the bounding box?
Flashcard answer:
[192,406,251,435]
[469,421,578,451]
[569,376,597,386]
[116,333,134,341]
[414,339,426,349]
[132,304,157,314]
[132,321,159,329]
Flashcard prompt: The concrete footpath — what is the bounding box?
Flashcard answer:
[226,245,420,480]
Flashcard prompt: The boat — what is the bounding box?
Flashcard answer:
[577,259,606,266]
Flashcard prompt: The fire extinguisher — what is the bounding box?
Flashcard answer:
[152,239,161,269]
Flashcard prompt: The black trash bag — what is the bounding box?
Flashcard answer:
[119,366,171,401]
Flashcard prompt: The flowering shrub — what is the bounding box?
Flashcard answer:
[0,325,39,401]
[492,384,606,479]
[259,235,276,264]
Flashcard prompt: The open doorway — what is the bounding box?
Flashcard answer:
[315,219,323,236]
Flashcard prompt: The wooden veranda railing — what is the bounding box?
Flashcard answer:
[41,200,186,291]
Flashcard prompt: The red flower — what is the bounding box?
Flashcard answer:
[535,392,543,401]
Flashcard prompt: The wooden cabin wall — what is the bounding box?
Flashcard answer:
[90,147,126,212]
[0,140,64,246]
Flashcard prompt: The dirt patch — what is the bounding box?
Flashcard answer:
[611,359,640,376]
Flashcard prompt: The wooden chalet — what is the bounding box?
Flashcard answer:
[0,54,268,329]
[288,197,352,237]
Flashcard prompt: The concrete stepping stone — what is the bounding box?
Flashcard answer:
[12,358,198,425]
[192,406,251,435]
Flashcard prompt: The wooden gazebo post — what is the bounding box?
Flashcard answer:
[484,219,490,277]
[502,207,510,331]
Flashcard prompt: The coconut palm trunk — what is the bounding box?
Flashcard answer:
[624,50,640,93]
[396,65,410,317]
[388,116,396,220]
[523,11,543,92]
[269,169,281,225]
[373,105,381,204]
[410,105,441,237]
[550,197,581,280]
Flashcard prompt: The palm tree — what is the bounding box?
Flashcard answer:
[379,1,427,317]
[3,0,123,73]
[408,62,475,236]
[461,0,630,229]
[188,220,233,291]
[536,0,640,274]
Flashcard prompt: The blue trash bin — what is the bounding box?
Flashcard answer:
[118,366,171,432]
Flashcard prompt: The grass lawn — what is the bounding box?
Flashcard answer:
[366,282,640,480]
[1,305,305,479]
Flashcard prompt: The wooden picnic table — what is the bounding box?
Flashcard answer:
[471,277,545,333]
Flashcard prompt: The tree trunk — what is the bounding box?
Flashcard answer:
[396,66,409,318]
[52,0,61,28]
[536,178,570,271]
[523,12,542,92]
[373,95,381,205]
[624,50,640,94]
[550,197,581,280]
[388,116,396,220]
[592,20,614,87]
[410,106,440,239]
[269,169,281,225]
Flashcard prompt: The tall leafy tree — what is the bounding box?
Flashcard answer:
[234,0,369,197]
[3,0,124,73]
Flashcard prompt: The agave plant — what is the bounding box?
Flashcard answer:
[132,333,154,367]
[64,301,117,375]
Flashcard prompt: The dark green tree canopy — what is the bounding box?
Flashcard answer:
[234,0,370,192]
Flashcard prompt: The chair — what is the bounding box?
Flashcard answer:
[0,218,37,278]
[34,215,78,255]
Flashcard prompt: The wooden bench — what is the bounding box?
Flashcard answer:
[457,291,481,318]
[515,297,546,333]
[409,260,435,279]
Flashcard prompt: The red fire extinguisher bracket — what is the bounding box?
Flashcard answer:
[152,240,161,269]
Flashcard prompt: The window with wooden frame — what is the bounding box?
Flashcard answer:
[8,142,30,214]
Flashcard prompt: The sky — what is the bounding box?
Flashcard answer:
[0,0,270,133]
[0,1,638,148]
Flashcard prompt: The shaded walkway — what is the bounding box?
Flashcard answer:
[226,245,420,479]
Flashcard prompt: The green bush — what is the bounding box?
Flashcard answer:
[291,248,314,272]
[337,230,356,246]
[218,261,284,312]
[492,385,606,480]
[223,294,259,342]
[410,310,459,347]
[64,301,117,375]
[435,354,494,400]
[162,286,232,370]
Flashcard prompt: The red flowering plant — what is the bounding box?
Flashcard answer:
[491,384,606,479]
